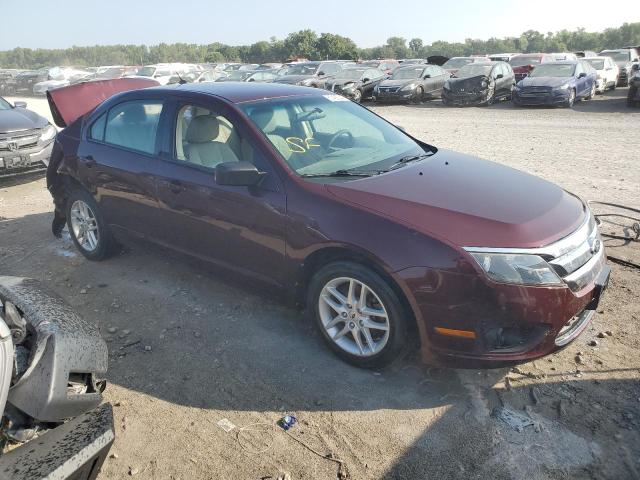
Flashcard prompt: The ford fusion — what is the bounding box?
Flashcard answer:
[0,96,56,176]
[512,61,597,108]
[442,62,515,106]
[47,81,609,368]
[373,64,449,103]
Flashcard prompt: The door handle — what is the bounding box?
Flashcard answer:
[169,180,185,194]
[80,155,96,168]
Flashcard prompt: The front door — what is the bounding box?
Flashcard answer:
[154,101,287,287]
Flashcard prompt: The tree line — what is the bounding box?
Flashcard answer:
[1,23,639,69]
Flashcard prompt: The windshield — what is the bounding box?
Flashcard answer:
[392,67,424,80]
[529,64,576,78]
[0,97,12,110]
[136,66,156,77]
[455,64,493,78]
[585,59,605,70]
[283,64,319,76]
[96,68,124,79]
[600,51,630,62]
[239,95,426,177]
[442,58,472,69]
[510,56,542,67]
[335,69,365,80]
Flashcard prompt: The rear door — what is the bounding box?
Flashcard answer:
[80,98,166,238]
[153,99,288,286]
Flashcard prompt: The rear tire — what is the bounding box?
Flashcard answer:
[307,261,408,369]
[65,187,115,261]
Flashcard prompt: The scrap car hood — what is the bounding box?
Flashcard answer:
[378,79,415,88]
[325,150,585,249]
[447,75,488,92]
[518,76,572,88]
[0,107,48,133]
[46,77,160,128]
[326,79,359,87]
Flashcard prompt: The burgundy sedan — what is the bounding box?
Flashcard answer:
[46,81,609,368]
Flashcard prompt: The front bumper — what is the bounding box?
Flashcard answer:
[373,88,415,102]
[398,224,610,367]
[512,89,570,106]
[0,404,114,480]
[0,140,53,177]
[442,89,490,106]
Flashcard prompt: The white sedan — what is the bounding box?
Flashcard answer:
[584,57,619,93]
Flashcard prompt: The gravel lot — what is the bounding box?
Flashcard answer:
[1,92,639,480]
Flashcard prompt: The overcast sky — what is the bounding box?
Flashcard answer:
[1,0,638,50]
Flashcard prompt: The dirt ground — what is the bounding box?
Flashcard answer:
[1,92,639,480]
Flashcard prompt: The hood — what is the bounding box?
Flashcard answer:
[327,79,360,88]
[378,78,416,88]
[0,107,48,134]
[446,75,489,92]
[46,77,160,128]
[325,150,585,249]
[518,76,572,88]
[276,74,315,84]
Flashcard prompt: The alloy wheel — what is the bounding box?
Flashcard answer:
[352,89,362,103]
[318,277,390,357]
[69,200,100,252]
[568,89,576,107]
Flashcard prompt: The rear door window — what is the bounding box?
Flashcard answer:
[103,100,163,154]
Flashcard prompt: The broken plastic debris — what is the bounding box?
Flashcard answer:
[492,407,534,432]
[277,415,297,431]
[216,418,236,433]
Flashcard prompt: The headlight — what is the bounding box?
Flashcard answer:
[469,253,563,285]
[559,83,570,90]
[40,124,57,142]
[481,80,488,88]
[401,83,417,91]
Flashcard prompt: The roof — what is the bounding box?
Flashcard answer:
[155,82,325,104]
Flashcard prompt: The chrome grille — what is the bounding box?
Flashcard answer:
[0,129,41,153]
[378,86,399,93]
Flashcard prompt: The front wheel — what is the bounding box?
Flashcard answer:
[352,89,362,103]
[65,188,115,261]
[565,89,576,108]
[411,86,424,104]
[585,83,596,100]
[307,261,408,368]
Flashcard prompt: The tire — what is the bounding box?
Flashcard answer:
[482,90,495,106]
[307,261,408,368]
[65,187,115,261]
[585,83,596,100]
[628,88,638,107]
[565,89,576,108]
[352,89,362,103]
[610,81,616,91]
[411,86,424,104]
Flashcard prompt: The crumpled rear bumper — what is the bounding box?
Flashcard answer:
[0,404,114,480]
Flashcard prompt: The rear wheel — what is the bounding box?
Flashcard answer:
[65,188,115,261]
[307,261,408,368]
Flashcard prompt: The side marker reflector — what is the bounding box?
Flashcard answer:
[434,327,476,339]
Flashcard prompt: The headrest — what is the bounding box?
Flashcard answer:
[249,107,276,133]
[121,103,147,124]
[186,115,220,143]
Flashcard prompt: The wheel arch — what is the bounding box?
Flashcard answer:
[295,245,420,340]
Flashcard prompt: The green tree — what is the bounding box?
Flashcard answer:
[283,29,318,59]
[409,38,423,54]
[316,33,358,60]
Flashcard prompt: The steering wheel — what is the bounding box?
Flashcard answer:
[327,129,354,151]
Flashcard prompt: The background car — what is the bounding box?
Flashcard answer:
[216,70,279,83]
[374,64,449,103]
[598,48,640,86]
[398,58,427,64]
[551,53,578,61]
[275,61,342,87]
[0,96,56,176]
[574,51,598,58]
[360,59,399,75]
[185,69,228,83]
[509,53,556,82]
[323,67,386,102]
[584,56,619,93]
[442,61,514,106]
[489,53,519,62]
[32,68,93,95]
[628,64,640,107]
[14,68,49,94]
[512,60,597,107]
[0,69,20,95]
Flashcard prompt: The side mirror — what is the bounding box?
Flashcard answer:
[423,74,431,79]
[632,64,640,72]
[496,73,504,79]
[13,101,27,108]
[362,78,370,83]
[578,72,587,78]
[215,161,266,186]
[317,71,326,76]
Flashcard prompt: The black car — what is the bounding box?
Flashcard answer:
[373,64,449,103]
[0,96,56,176]
[324,67,386,102]
[0,70,20,95]
[274,61,342,88]
[442,61,515,106]
[14,69,49,94]
[628,64,640,107]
